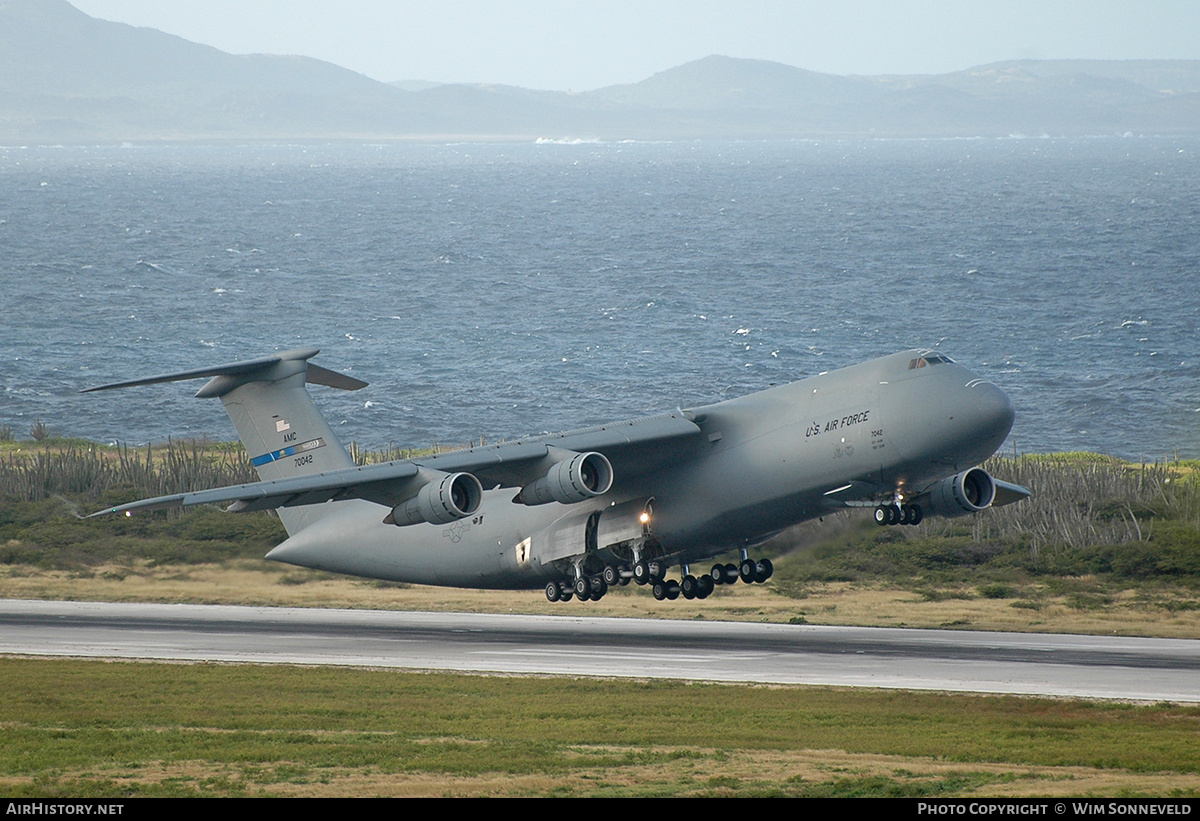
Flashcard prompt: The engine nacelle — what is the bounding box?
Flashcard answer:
[516,451,614,506]
[389,471,483,526]
[921,467,997,518]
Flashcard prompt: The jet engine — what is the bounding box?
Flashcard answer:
[388,471,483,526]
[515,451,614,506]
[921,467,997,518]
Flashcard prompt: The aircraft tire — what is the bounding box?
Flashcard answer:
[710,564,726,584]
[545,582,560,602]
[574,577,590,599]
[633,561,649,584]
[602,565,619,586]
[874,505,890,526]
[665,580,681,600]
[739,559,757,583]
[681,574,698,599]
[909,505,923,525]
[652,581,668,601]
[757,558,774,582]
[590,576,608,599]
[648,561,665,582]
[557,582,574,602]
[697,575,714,598]
[725,563,739,582]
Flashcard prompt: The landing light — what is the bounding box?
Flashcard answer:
[124,511,131,517]
[639,511,650,524]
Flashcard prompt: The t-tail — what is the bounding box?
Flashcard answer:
[82,347,367,535]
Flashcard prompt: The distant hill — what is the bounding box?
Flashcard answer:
[0,0,415,142]
[2,1,1198,143]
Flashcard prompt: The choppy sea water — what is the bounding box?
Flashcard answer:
[2,138,1198,459]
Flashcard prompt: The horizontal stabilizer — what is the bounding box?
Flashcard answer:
[306,362,369,392]
[81,348,367,397]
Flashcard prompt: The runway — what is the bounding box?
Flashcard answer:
[2,599,1198,702]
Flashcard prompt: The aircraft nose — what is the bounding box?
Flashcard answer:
[965,378,1015,451]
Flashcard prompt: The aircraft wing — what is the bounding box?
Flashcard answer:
[87,461,424,517]
[992,479,1032,507]
[817,474,1032,513]
[415,411,702,486]
[88,411,702,517]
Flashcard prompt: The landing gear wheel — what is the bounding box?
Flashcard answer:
[725,563,739,582]
[557,581,574,602]
[665,580,681,600]
[739,558,758,583]
[681,574,698,599]
[756,558,774,583]
[545,581,560,602]
[908,504,923,525]
[711,563,727,585]
[697,575,714,598]
[652,581,668,601]
[589,576,608,599]
[574,577,589,599]
[648,561,665,582]
[874,505,890,526]
[633,561,650,585]
[602,565,619,586]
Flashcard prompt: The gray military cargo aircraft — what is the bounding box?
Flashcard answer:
[86,347,1029,602]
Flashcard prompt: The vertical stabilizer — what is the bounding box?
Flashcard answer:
[84,347,368,535]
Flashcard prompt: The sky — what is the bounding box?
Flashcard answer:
[69,0,1200,91]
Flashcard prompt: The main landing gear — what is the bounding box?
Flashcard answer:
[543,554,775,604]
[651,569,715,601]
[873,503,923,526]
[710,557,773,586]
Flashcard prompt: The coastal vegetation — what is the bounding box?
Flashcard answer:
[1,437,1197,634]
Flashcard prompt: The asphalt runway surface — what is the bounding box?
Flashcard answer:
[2,599,1199,702]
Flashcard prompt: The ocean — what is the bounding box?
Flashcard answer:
[2,137,1198,459]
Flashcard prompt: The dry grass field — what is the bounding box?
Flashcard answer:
[3,557,1200,638]
[1,658,1197,798]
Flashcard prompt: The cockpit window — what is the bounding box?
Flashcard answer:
[908,352,955,370]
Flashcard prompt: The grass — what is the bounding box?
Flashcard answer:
[1,658,1198,798]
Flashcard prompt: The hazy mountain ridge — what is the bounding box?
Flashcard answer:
[2,0,1198,143]
[0,0,416,141]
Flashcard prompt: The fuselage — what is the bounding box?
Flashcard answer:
[265,349,1015,588]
